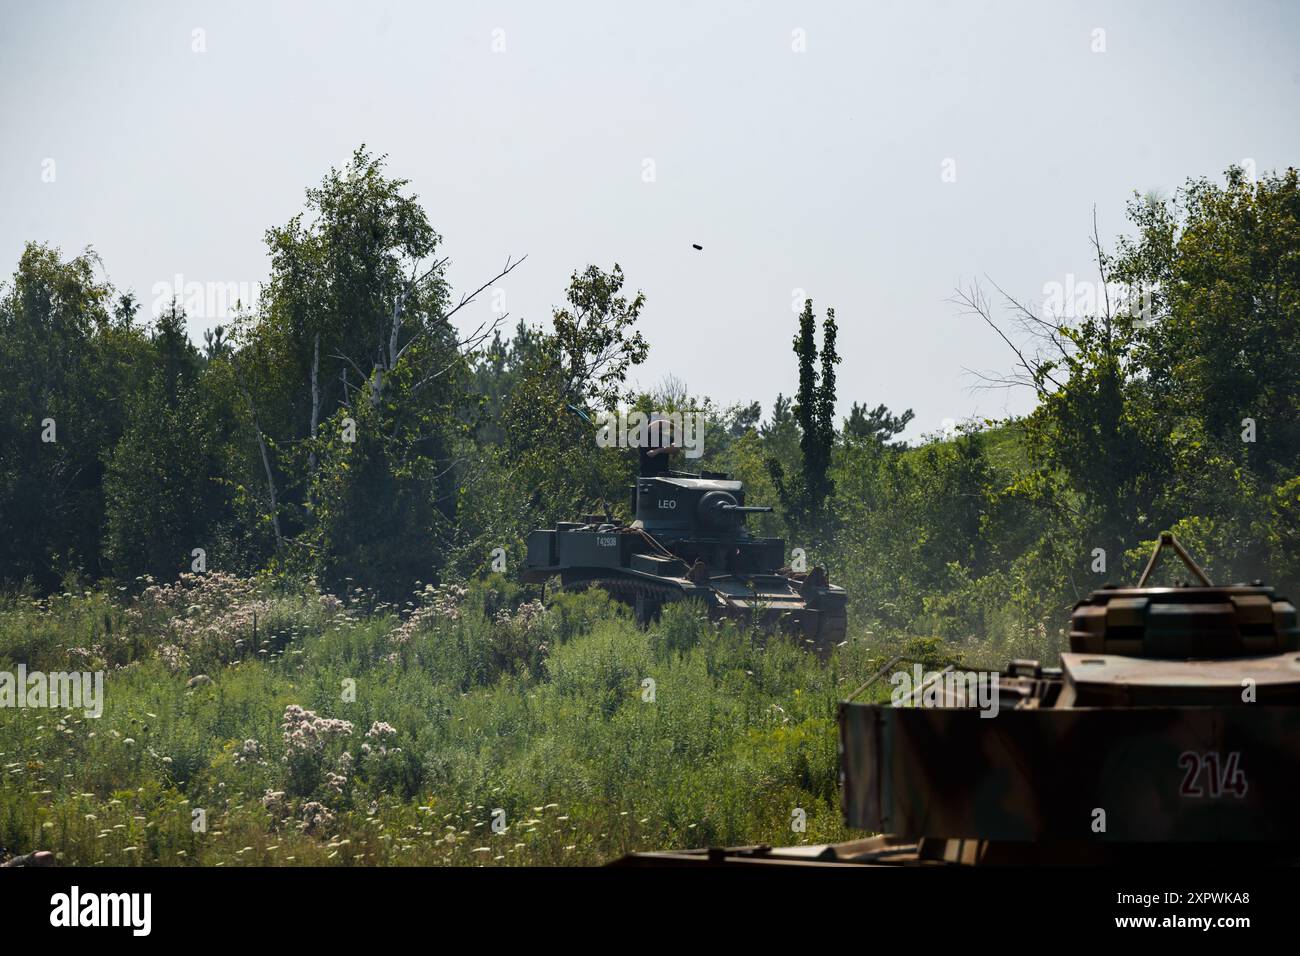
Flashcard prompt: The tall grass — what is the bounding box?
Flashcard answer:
[3,574,996,866]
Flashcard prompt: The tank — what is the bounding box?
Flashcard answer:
[615,532,1300,865]
[522,466,848,655]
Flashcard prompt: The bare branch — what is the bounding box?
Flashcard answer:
[308,331,321,475]
[409,314,507,394]
[949,281,1064,394]
[985,277,1073,362]
[961,365,1039,393]
[331,350,368,380]
[388,255,451,370]
[395,254,526,365]
[1091,205,1113,337]
[230,355,283,550]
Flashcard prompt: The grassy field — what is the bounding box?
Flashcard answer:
[0,572,1004,867]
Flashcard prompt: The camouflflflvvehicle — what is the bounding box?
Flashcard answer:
[617,532,1300,865]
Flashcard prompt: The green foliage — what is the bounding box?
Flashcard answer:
[309,399,445,601]
[104,305,243,582]
[767,299,841,535]
[0,243,149,587]
[549,263,648,409]
[460,263,649,564]
[844,402,914,446]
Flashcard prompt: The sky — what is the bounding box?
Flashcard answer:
[2,0,1298,440]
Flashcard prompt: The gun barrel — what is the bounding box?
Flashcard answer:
[718,504,774,514]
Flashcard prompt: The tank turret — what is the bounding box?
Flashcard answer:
[835,532,1300,863]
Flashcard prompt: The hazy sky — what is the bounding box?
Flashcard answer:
[3,0,1297,439]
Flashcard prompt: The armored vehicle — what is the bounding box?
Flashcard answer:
[617,532,1300,865]
[522,467,847,655]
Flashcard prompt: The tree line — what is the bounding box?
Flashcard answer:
[2,150,1297,651]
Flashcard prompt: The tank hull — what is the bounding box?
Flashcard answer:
[525,524,847,655]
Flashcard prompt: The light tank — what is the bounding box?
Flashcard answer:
[522,465,848,656]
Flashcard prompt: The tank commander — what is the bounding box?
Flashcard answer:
[638,414,684,478]
[686,559,711,584]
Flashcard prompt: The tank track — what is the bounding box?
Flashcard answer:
[563,576,687,625]
[565,575,847,656]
